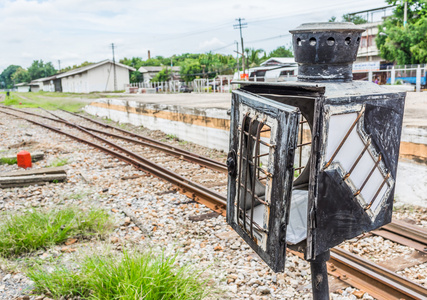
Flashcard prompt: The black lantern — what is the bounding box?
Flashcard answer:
[226,22,406,299]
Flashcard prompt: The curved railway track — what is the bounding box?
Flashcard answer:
[0,105,426,300]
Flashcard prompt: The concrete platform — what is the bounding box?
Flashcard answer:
[103,93,231,109]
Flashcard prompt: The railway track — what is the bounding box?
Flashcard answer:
[0,105,426,300]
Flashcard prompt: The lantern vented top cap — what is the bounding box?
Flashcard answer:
[290,22,365,82]
[289,22,365,33]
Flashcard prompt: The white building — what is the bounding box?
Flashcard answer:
[260,57,296,66]
[356,21,382,63]
[58,60,135,93]
[138,66,181,82]
[15,82,42,92]
[247,57,298,82]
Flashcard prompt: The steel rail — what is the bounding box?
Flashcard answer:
[3,106,427,248]
[53,108,427,252]
[1,106,227,173]
[329,248,427,300]
[372,219,427,253]
[2,107,427,299]
[59,109,225,168]
[0,108,227,215]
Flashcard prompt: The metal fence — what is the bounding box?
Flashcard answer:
[353,64,426,92]
[129,76,238,94]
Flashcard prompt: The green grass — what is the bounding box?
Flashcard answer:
[166,134,178,140]
[0,157,17,165]
[0,206,113,258]
[28,251,212,299]
[48,158,69,167]
[0,91,121,112]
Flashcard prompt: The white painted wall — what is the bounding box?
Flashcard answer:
[43,81,55,92]
[61,63,130,93]
[17,86,30,92]
[62,72,89,93]
[84,99,230,152]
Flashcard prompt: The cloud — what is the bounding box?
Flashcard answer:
[198,38,226,51]
[0,0,385,72]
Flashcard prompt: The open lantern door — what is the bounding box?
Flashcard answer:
[226,90,300,273]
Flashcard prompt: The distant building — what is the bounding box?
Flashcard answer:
[356,21,382,63]
[15,82,41,92]
[246,57,298,82]
[138,66,181,82]
[260,57,296,66]
[56,60,135,93]
[33,75,62,92]
[353,21,392,82]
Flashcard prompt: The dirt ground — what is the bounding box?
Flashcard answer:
[403,92,427,127]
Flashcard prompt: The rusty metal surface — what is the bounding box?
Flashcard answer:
[329,248,427,300]
[372,219,427,253]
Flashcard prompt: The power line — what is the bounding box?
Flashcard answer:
[245,0,378,25]
[210,42,237,52]
[246,34,291,44]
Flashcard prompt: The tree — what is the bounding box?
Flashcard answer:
[60,61,93,73]
[0,65,21,88]
[244,48,265,67]
[151,67,171,82]
[342,13,367,24]
[179,58,202,82]
[329,14,366,24]
[120,53,237,83]
[376,0,427,64]
[268,46,293,58]
[11,67,30,84]
[27,60,56,80]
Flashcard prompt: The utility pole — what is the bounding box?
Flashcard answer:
[403,0,408,27]
[235,41,239,78]
[234,18,247,78]
[58,60,61,72]
[111,43,117,91]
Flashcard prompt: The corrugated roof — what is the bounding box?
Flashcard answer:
[56,59,136,79]
[261,57,296,66]
[138,66,181,73]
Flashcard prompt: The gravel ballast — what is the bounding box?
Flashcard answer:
[0,108,426,299]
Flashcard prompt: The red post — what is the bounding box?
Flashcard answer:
[17,150,32,169]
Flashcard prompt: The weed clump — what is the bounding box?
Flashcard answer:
[0,207,113,257]
[28,251,212,299]
[0,157,17,165]
[48,157,69,167]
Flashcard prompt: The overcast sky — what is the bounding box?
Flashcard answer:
[0,0,391,72]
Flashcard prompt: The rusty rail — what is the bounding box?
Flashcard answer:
[0,108,227,215]
[329,248,427,300]
[372,219,427,253]
[1,106,227,173]
[1,106,426,300]
[59,109,226,171]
